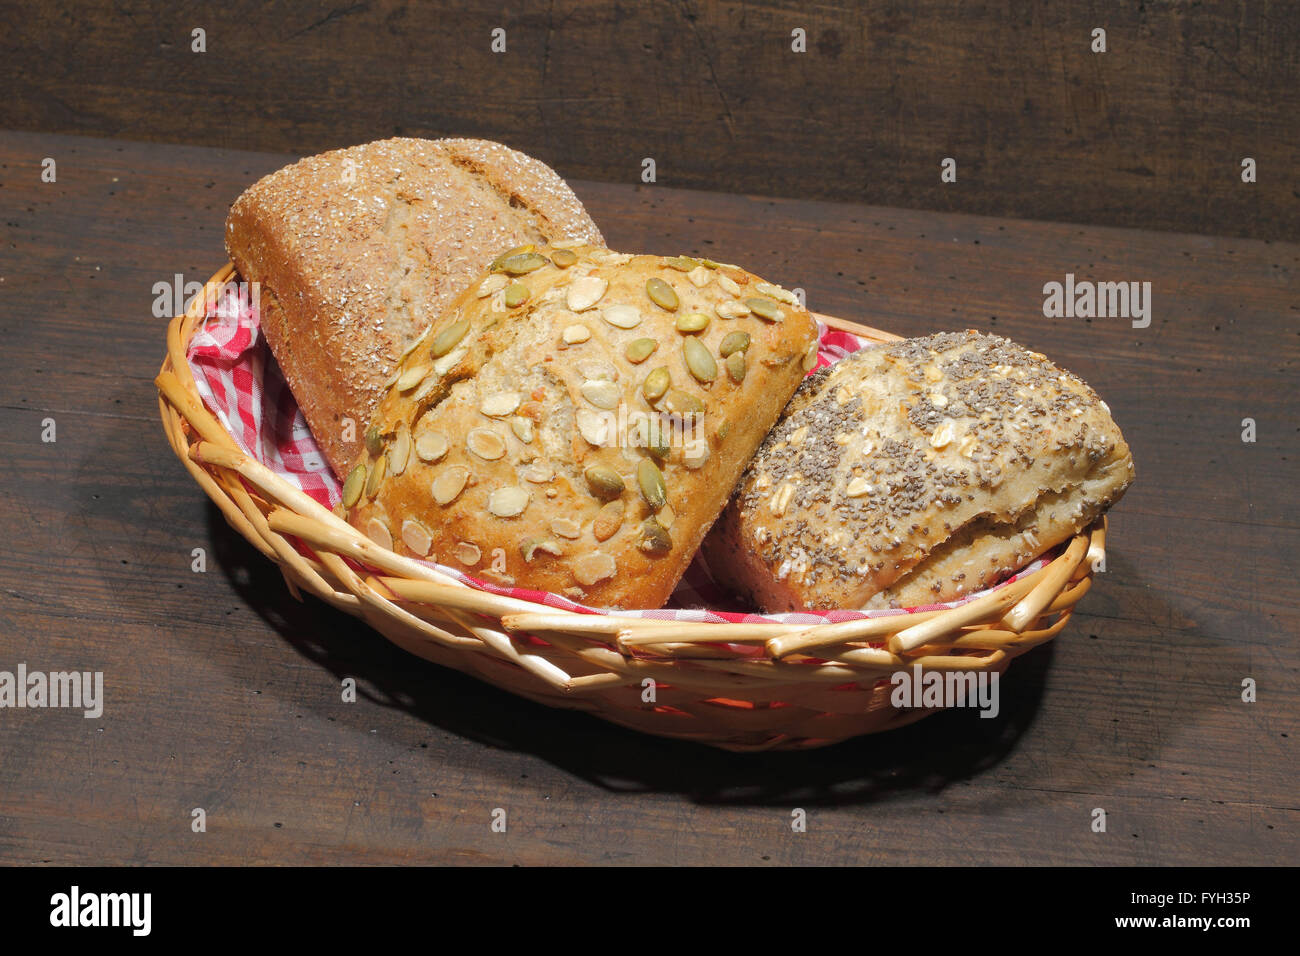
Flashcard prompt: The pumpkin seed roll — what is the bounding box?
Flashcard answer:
[705,330,1135,612]
[340,244,820,609]
[225,137,604,475]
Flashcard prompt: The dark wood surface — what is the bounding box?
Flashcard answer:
[0,130,1295,865]
[2,1,1297,241]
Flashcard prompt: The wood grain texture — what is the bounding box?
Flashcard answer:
[0,1,1296,240]
[0,131,1295,865]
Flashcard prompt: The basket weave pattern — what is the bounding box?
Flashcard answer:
[156,265,1104,751]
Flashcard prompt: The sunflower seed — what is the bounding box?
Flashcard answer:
[488,486,529,517]
[584,465,625,500]
[637,459,667,510]
[467,428,507,460]
[726,351,746,383]
[755,281,798,305]
[388,422,411,475]
[509,416,533,443]
[683,337,717,382]
[365,452,387,498]
[575,408,610,446]
[625,337,658,363]
[683,440,710,470]
[686,265,712,288]
[715,299,750,319]
[636,517,672,555]
[550,248,578,268]
[342,463,366,508]
[717,274,741,296]
[504,282,530,308]
[845,477,873,498]
[719,331,750,356]
[592,500,625,541]
[601,304,642,329]
[455,541,481,566]
[401,518,432,556]
[495,252,548,275]
[396,365,429,392]
[771,482,795,516]
[523,462,553,483]
[480,391,521,417]
[581,379,621,410]
[567,276,609,312]
[414,427,448,462]
[432,316,470,357]
[550,517,582,539]
[571,551,617,586]
[646,277,678,311]
[676,312,710,334]
[433,345,467,375]
[521,538,563,562]
[562,324,591,344]
[745,297,784,322]
[801,341,819,371]
[477,274,509,298]
[364,517,393,551]
[930,421,956,449]
[642,367,671,403]
[431,465,470,505]
[576,359,618,382]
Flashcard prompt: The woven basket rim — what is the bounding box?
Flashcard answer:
[155,263,1104,750]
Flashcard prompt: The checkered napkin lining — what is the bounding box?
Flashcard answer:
[186,283,1051,629]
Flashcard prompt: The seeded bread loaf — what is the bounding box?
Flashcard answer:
[704,330,1135,611]
[225,137,604,475]
[339,244,820,610]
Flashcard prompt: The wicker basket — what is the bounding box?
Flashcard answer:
[156,264,1105,751]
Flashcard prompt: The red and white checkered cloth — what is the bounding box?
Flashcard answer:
[187,282,1051,625]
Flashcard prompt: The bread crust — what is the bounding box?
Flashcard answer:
[705,330,1135,611]
[341,246,819,610]
[225,137,604,475]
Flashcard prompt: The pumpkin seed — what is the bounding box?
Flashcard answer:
[431,465,470,505]
[414,428,448,462]
[488,486,529,517]
[683,440,710,470]
[572,551,617,586]
[625,337,658,363]
[637,415,671,459]
[550,517,582,539]
[433,345,466,375]
[401,518,432,556]
[364,517,393,551]
[745,296,784,322]
[580,379,621,410]
[576,358,618,382]
[342,463,366,508]
[477,273,509,298]
[396,365,429,392]
[699,258,721,270]
[467,428,507,460]
[566,276,608,312]
[726,351,746,383]
[562,324,591,344]
[683,337,717,382]
[365,452,387,498]
[365,426,385,456]
[431,316,470,357]
[480,391,521,417]
[521,537,563,562]
[719,331,750,356]
[601,304,642,329]
[676,312,710,334]
[636,517,672,555]
[504,282,530,308]
[495,252,548,275]
[662,388,705,416]
[716,419,731,441]
[455,541,481,566]
[637,459,667,510]
[387,422,411,475]
[550,248,578,268]
[584,465,625,500]
[489,245,535,270]
[642,367,671,403]
[592,500,625,541]
[664,255,699,272]
[523,462,554,483]
[645,277,678,311]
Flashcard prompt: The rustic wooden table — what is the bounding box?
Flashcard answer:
[0,130,1294,865]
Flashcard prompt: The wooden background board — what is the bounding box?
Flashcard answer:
[0,130,1295,865]
[1,0,1296,241]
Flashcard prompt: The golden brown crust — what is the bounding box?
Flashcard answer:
[705,330,1136,611]
[341,245,820,610]
[224,137,604,475]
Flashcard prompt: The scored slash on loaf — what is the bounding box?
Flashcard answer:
[224,137,605,476]
[339,244,821,610]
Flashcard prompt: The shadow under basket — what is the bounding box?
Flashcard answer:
[156,264,1106,752]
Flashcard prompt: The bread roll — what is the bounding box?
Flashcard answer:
[225,137,604,475]
[340,245,820,610]
[705,330,1135,611]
